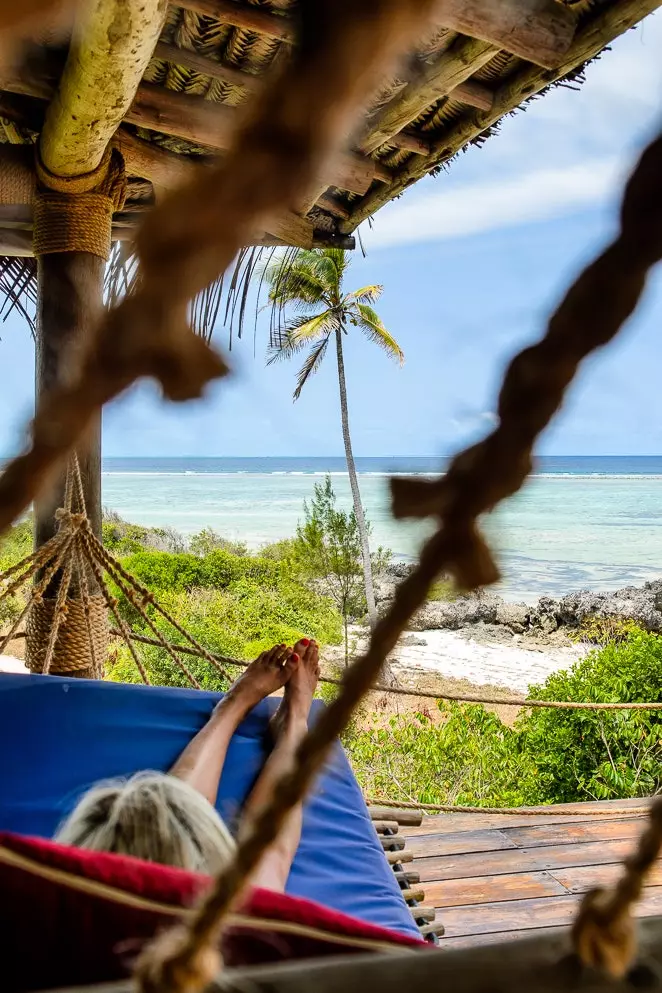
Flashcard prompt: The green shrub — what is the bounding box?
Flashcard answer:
[568,616,639,645]
[517,630,662,803]
[189,527,248,558]
[102,512,186,555]
[107,566,342,690]
[346,703,535,807]
[0,518,32,572]
[345,629,661,807]
[0,519,33,632]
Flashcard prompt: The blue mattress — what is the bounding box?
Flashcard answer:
[0,673,419,938]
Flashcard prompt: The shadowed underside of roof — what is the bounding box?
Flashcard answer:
[0,0,658,261]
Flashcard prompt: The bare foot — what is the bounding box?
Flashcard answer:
[270,638,320,739]
[222,644,298,715]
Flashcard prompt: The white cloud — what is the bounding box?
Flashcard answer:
[366,157,626,249]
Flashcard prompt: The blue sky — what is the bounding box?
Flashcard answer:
[2,13,662,458]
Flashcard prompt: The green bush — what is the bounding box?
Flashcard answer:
[347,703,535,807]
[517,630,662,803]
[0,518,32,572]
[107,551,342,691]
[345,630,661,807]
[0,519,33,631]
[189,527,248,558]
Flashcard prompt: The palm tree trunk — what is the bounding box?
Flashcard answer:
[335,326,378,631]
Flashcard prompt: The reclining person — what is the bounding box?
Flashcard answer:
[56,639,320,892]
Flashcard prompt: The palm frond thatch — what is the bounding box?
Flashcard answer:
[0,256,37,338]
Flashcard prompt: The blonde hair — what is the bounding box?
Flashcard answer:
[56,772,236,875]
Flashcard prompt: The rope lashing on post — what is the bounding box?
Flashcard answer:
[132,126,662,993]
[571,798,662,978]
[0,455,233,684]
[33,146,127,260]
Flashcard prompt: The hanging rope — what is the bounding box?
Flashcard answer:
[571,798,662,978]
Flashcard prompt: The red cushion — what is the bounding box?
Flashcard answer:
[0,832,423,991]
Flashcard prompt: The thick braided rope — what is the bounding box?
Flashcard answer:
[26,591,108,674]
[0,531,72,656]
[135,129,662,993]
[33,147,127,260]
[390,133,662,589]
[78,530,153,685]
[571,798,662,977]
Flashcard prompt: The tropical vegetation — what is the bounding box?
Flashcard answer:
[2,511,660,807]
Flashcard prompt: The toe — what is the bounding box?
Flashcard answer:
[283,651,299,677]
[293,637,310,657]
[273,645,291,667]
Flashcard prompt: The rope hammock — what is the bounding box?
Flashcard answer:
[0,456,235,686]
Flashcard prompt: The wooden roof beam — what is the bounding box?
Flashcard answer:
[114,130,317,248]
[360,36,498,157]
[174,0,575,67]
[345,0,662,231]
[453,79,493,112]
[40,0,167,177]
[125,82,375,196]
[152,41,262,91]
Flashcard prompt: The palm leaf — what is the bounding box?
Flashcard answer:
[345,284,383,306]
[293,334,330,400]
[263,251,329,307]
[0,257,37,337]
[267,309,339,364]
[354,302,404,364]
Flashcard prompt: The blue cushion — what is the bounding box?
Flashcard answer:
[0,673,419,938]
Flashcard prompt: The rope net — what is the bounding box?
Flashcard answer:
[0,455,235,684]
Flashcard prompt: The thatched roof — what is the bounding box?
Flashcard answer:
[0,0,658,264]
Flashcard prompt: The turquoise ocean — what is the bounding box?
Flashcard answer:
[101,456,662,603]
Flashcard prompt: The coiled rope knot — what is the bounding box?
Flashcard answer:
[54,509,88,534]
[33,146,127,261]
[571,799,662,978]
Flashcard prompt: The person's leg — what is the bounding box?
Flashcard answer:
[169,644,297,807]
[239,638,320,892]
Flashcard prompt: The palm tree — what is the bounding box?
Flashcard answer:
[264,248,404,631]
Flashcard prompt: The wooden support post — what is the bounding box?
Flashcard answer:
[34,253,104,549]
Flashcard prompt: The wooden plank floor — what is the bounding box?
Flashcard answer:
[400,798,660,950]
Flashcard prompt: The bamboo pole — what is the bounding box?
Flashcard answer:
[40,0,167,177]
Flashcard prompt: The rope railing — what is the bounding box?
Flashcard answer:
[99,629,661,712]
[364,796,656,817]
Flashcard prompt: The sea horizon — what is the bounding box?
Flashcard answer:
[101,454,662,478]
[91,455,662,604]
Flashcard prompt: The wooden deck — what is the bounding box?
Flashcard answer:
[400,798,662,949]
